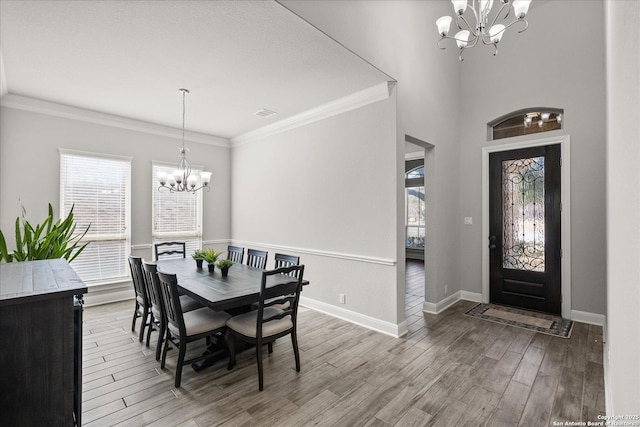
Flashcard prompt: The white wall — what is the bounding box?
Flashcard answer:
[457,1,607,315]
[605,0,640,414]
[0,101,231,301]
[231,91,400,329]
[281,0,461,307]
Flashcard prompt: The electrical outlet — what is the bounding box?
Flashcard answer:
[445,284,448,294]
[339,293,346,304]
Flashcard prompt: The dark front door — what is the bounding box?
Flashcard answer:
[489,144,561,314]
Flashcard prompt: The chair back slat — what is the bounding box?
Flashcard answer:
[227,245,245,264]
[256,265,304,337]
[155,242,186,260]
[128,256,147,303]
[246,249,268,269]
[274,253,300,277]
[141,261,162,316]
[156,272,186,336]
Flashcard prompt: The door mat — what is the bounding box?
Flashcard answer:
[464,303,573,338]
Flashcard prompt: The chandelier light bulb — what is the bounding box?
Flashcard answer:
[167,174,176,187]
[489,24,506,43]
[513,0,532,18]
[201,171,212,186]
[187,175,198,189]
[157,171,167,186]
[455,30,470,48]
[451,0,467,15]
[436,16,453,36]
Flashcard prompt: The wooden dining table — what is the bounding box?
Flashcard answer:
[156,257,307,312]
[156,257,308,370]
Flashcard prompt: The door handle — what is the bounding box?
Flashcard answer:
[489,235,497,249]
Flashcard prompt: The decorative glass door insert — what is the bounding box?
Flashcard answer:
[502,156,545,272]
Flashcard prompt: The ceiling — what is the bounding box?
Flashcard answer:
[0,1,390,139]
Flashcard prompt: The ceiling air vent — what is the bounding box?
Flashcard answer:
[254,108,277,118]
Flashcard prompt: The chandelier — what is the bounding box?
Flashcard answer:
[157,89,211,193]
[436,0,532,61]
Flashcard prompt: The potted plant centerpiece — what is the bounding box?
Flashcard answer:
[192,249,205,269]
[216,259,234,277]
[202,248,222,273]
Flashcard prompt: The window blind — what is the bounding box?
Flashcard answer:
[152,163,202,259]
[60,151,131,284]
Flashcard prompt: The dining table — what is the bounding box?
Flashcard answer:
[156,257,308,370]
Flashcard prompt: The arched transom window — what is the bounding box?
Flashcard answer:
[489,108,564,141]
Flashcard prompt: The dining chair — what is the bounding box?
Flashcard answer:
[155,241,186,260]
[267,253,301,309]
[227,245,245,264]
[226,265,305,391]
[128,256,152,343]
[156,271,230,388]
[246,248,268,269]
[141,261,203,361]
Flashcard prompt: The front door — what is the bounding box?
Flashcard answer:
[489,144,561,314]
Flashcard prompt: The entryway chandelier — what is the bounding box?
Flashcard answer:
[157,89,211,193]
[436,0,532,61]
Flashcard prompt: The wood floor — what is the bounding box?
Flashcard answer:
[82,262,605,426]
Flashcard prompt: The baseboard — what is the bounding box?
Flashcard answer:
[423,290,482,315]
[423,291,461,314]
[460,291,483,303]
[571,309,606,326]
[299,296,407,338]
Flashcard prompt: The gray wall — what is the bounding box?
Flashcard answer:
[231,93,400,325]
[282,0,462,306]
[0,105,231,264]
[457,0,607,314]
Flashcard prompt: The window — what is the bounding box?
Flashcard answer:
[489,108,564,141]
[152,163,203,258]
[405,161,425,250]
[60,150,131,284]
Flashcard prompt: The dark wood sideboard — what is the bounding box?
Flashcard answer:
[0,259,87,426]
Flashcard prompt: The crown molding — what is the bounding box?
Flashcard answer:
[0,93,231,148]
[231,81,394,146]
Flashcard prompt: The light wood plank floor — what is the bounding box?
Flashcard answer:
[82,270,605,426]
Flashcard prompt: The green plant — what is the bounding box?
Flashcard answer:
[191,249,205,261]
[0,203,90,263]
[201,248,222,264]
[216,259,234,269]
